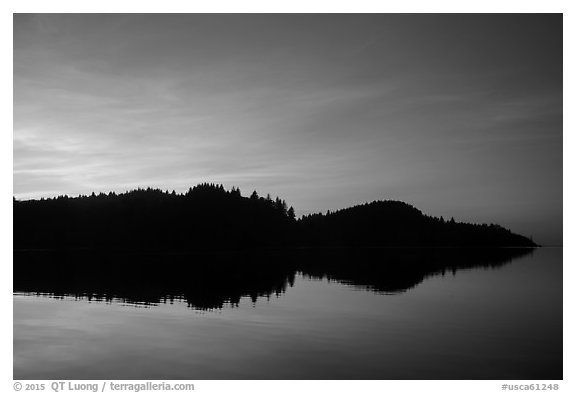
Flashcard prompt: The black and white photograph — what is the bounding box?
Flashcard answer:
[10,7,568,387]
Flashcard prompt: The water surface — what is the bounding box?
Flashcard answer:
[14,247,562,379]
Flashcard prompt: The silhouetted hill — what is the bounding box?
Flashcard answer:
[14,184,296,250]
[299,200,537,247]
[13,184,536,250]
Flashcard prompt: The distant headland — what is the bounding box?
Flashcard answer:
[13,183,537,250]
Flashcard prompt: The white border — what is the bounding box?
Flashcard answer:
[3,2,572,392]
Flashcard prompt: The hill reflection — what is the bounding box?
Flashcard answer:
[297,247,533,293]
[14,248,533,310]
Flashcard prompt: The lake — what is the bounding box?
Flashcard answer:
[13,247,562,379]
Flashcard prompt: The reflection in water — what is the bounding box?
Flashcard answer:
[297,247,532,294]
[14,248,532,309]
[15,250,296,310]
[14,247,561,380]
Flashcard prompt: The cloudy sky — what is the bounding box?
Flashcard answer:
[14,14,562,244]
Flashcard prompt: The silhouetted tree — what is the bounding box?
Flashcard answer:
[288,206,295,220]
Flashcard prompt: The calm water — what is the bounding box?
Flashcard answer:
[14,247,562,379]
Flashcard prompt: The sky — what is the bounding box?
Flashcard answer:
[13,14,562,244]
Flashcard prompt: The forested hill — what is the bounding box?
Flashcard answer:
[14,183,296,250]
[299,200,537,247]
[13,184,537,250]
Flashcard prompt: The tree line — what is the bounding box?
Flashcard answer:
[13,183,537,250]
